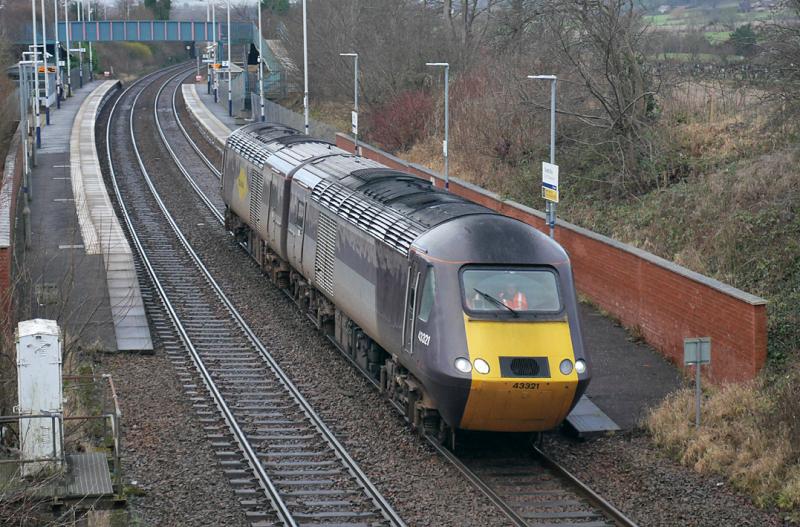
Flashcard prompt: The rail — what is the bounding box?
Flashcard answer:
[106,64,405,527]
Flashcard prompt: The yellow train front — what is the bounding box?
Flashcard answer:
[406,214,590,433]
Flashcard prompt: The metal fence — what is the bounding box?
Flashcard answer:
[250,93,338,142]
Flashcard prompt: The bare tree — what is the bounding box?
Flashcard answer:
[281,0,447,104]
[758,0,800,122]
[546,0,659,192]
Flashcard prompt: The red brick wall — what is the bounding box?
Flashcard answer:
[338,134,768,383]
[0,127,23,335]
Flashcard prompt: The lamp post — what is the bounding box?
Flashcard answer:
[31,0,41,148]
[53,0,60,108]
[257,0,264,122]
[40,0,50,124]
[87,2,93,81]
[528,74,558,239]
[302,0,309,134]
[426,62,449,190]
[64,0,71,97]
[339,52,358,155]
[212,1,217,102]
[206,0,212,95]
[77,0,83,89]
[226,0,232,117]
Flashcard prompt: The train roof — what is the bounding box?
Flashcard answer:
[228,123,499,254]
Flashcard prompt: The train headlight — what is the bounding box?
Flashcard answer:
[454,357,472,373]
[575,359,587,375]
[473,359,490,375]
[559,359,573,375]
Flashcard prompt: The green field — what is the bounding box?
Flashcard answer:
[705,31,732,44]
[644,2,787,29]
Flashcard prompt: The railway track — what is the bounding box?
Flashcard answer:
[105,65,404,527]
[132,65,640,527]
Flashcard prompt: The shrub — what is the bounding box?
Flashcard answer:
[647,365,800,513]
[366,90,433,153]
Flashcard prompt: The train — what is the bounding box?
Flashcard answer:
[221,122,590,443]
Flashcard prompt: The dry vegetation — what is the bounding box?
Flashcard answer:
[647,366,800,517]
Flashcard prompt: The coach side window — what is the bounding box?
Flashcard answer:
[417,267,436,323]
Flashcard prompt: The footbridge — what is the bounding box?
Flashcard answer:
[24,20,290,99]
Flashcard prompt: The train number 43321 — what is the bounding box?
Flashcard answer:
[512,382,540,390]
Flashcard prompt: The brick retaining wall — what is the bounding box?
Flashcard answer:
[0,124,23,334]
[337,134,767,383]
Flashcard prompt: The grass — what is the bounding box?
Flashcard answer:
[653,52,741,63]
[646,365,800,516]
[644,4,792,28]
[705,31,732,44]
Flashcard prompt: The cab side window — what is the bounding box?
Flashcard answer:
[293,199,306,229]
[417,267,436,323]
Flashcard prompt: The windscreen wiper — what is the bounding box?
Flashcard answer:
[473,288,519,318]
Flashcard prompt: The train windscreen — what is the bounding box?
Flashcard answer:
[461,267,561,315]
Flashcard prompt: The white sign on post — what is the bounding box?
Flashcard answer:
[351,111,358,135]
[542,162,559,203]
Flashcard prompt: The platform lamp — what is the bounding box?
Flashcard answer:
[527,74,558,239]
[53,0,60,108]
[302,0,309,134]
[40,0,50,125]
[339,53,358,155]
[212,0,217,102]
[426,62,449,190]
[226,0,232,117]
[257,0,264,122]
[77,0,83,89]
[87,1,93,82]
[64,0,71,97]
[31,0,41,147]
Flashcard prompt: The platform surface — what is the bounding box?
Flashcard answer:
[70,80,153,351]
[17,80,118,352]
[16,80,152,352]
[182,83,236,147]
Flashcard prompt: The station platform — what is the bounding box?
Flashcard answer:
[182,82,240,147]
[182,86,683,433]
[16,80,152,353]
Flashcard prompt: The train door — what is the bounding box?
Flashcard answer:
[268,176,279,247]
[288,194,306,267]
[414,265,435,353]
[402,260,421,355]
